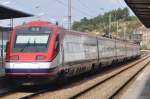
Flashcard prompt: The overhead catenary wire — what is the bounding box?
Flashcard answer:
[116,0,125,8]
[55,0,93,17]
[55,0,67,7]
[77,0,98,14]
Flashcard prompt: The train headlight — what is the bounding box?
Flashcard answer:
[10,55,19,60]
[36,55,46,60]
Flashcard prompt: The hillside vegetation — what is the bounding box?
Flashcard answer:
[72,7,142,38]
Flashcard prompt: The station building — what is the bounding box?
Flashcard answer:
[133,26,150,49]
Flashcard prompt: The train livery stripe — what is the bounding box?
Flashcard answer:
[6,73,54,76]
[5,69,49,73]
[5,62,51,69]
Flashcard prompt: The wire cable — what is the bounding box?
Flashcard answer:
[54,0,93,17]
[77,0,97,14]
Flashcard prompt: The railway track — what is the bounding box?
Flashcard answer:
[70,55,150,99]
[0,53,149,99]
[0,85,33,99]
[13,54,149,99]
[0,85,55,99]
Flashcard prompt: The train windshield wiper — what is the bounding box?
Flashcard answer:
[34,39,39,52]
[20,39,30,52]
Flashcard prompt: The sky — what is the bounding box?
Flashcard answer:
[0,0,133,28]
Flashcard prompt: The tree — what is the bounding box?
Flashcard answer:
[72,7,141,37]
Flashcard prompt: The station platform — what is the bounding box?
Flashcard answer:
[121,63,150,99]
[0,68,5,77]
[0,61,5,77]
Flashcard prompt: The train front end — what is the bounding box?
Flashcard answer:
[5,21,60,85]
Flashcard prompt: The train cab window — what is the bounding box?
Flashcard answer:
[12,27,52,52]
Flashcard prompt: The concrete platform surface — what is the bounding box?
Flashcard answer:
[121,63,150,99]
[0,62,5,77]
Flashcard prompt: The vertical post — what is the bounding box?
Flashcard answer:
[68,0,71,30]
[115,33,117,60]
[11,18,13,29]
[96,33,100,63]
[117,21,118,38]
[124,22,127,57]
[124,23,126,40]
[114,10,117,59]
[9,18,13,39]
[109,14,111,38]
[1,31,4,68]
[115,21,118,59]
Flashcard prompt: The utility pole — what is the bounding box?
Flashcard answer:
[115,11,117,59]
[1,30,3,68]
[124,22,126,40]
[109,14,111,38]
[117,21,118,38]
[68,0,71,30]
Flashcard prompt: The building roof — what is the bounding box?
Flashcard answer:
[0,5,33,19]
[125,0,150,28]
[0,26,11,31]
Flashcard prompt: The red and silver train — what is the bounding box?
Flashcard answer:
[5,21,140,84]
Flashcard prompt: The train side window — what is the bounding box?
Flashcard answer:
[54,35,59,50]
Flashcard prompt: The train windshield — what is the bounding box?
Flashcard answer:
[12,27,52,52]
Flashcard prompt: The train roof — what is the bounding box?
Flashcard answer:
[63,29,138,45]
[14,20,60,29]
[13,20,138,45]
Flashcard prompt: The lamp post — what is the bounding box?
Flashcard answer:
[35,5,45,19]
[68,0,71,30]
[37,13,45,18]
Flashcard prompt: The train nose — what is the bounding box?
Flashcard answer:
[5,62,52,75]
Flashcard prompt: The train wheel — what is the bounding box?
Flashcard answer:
[98,63,102,71]
[112,60,116,65]
[91,64,98,74]
[56,71,68,86]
